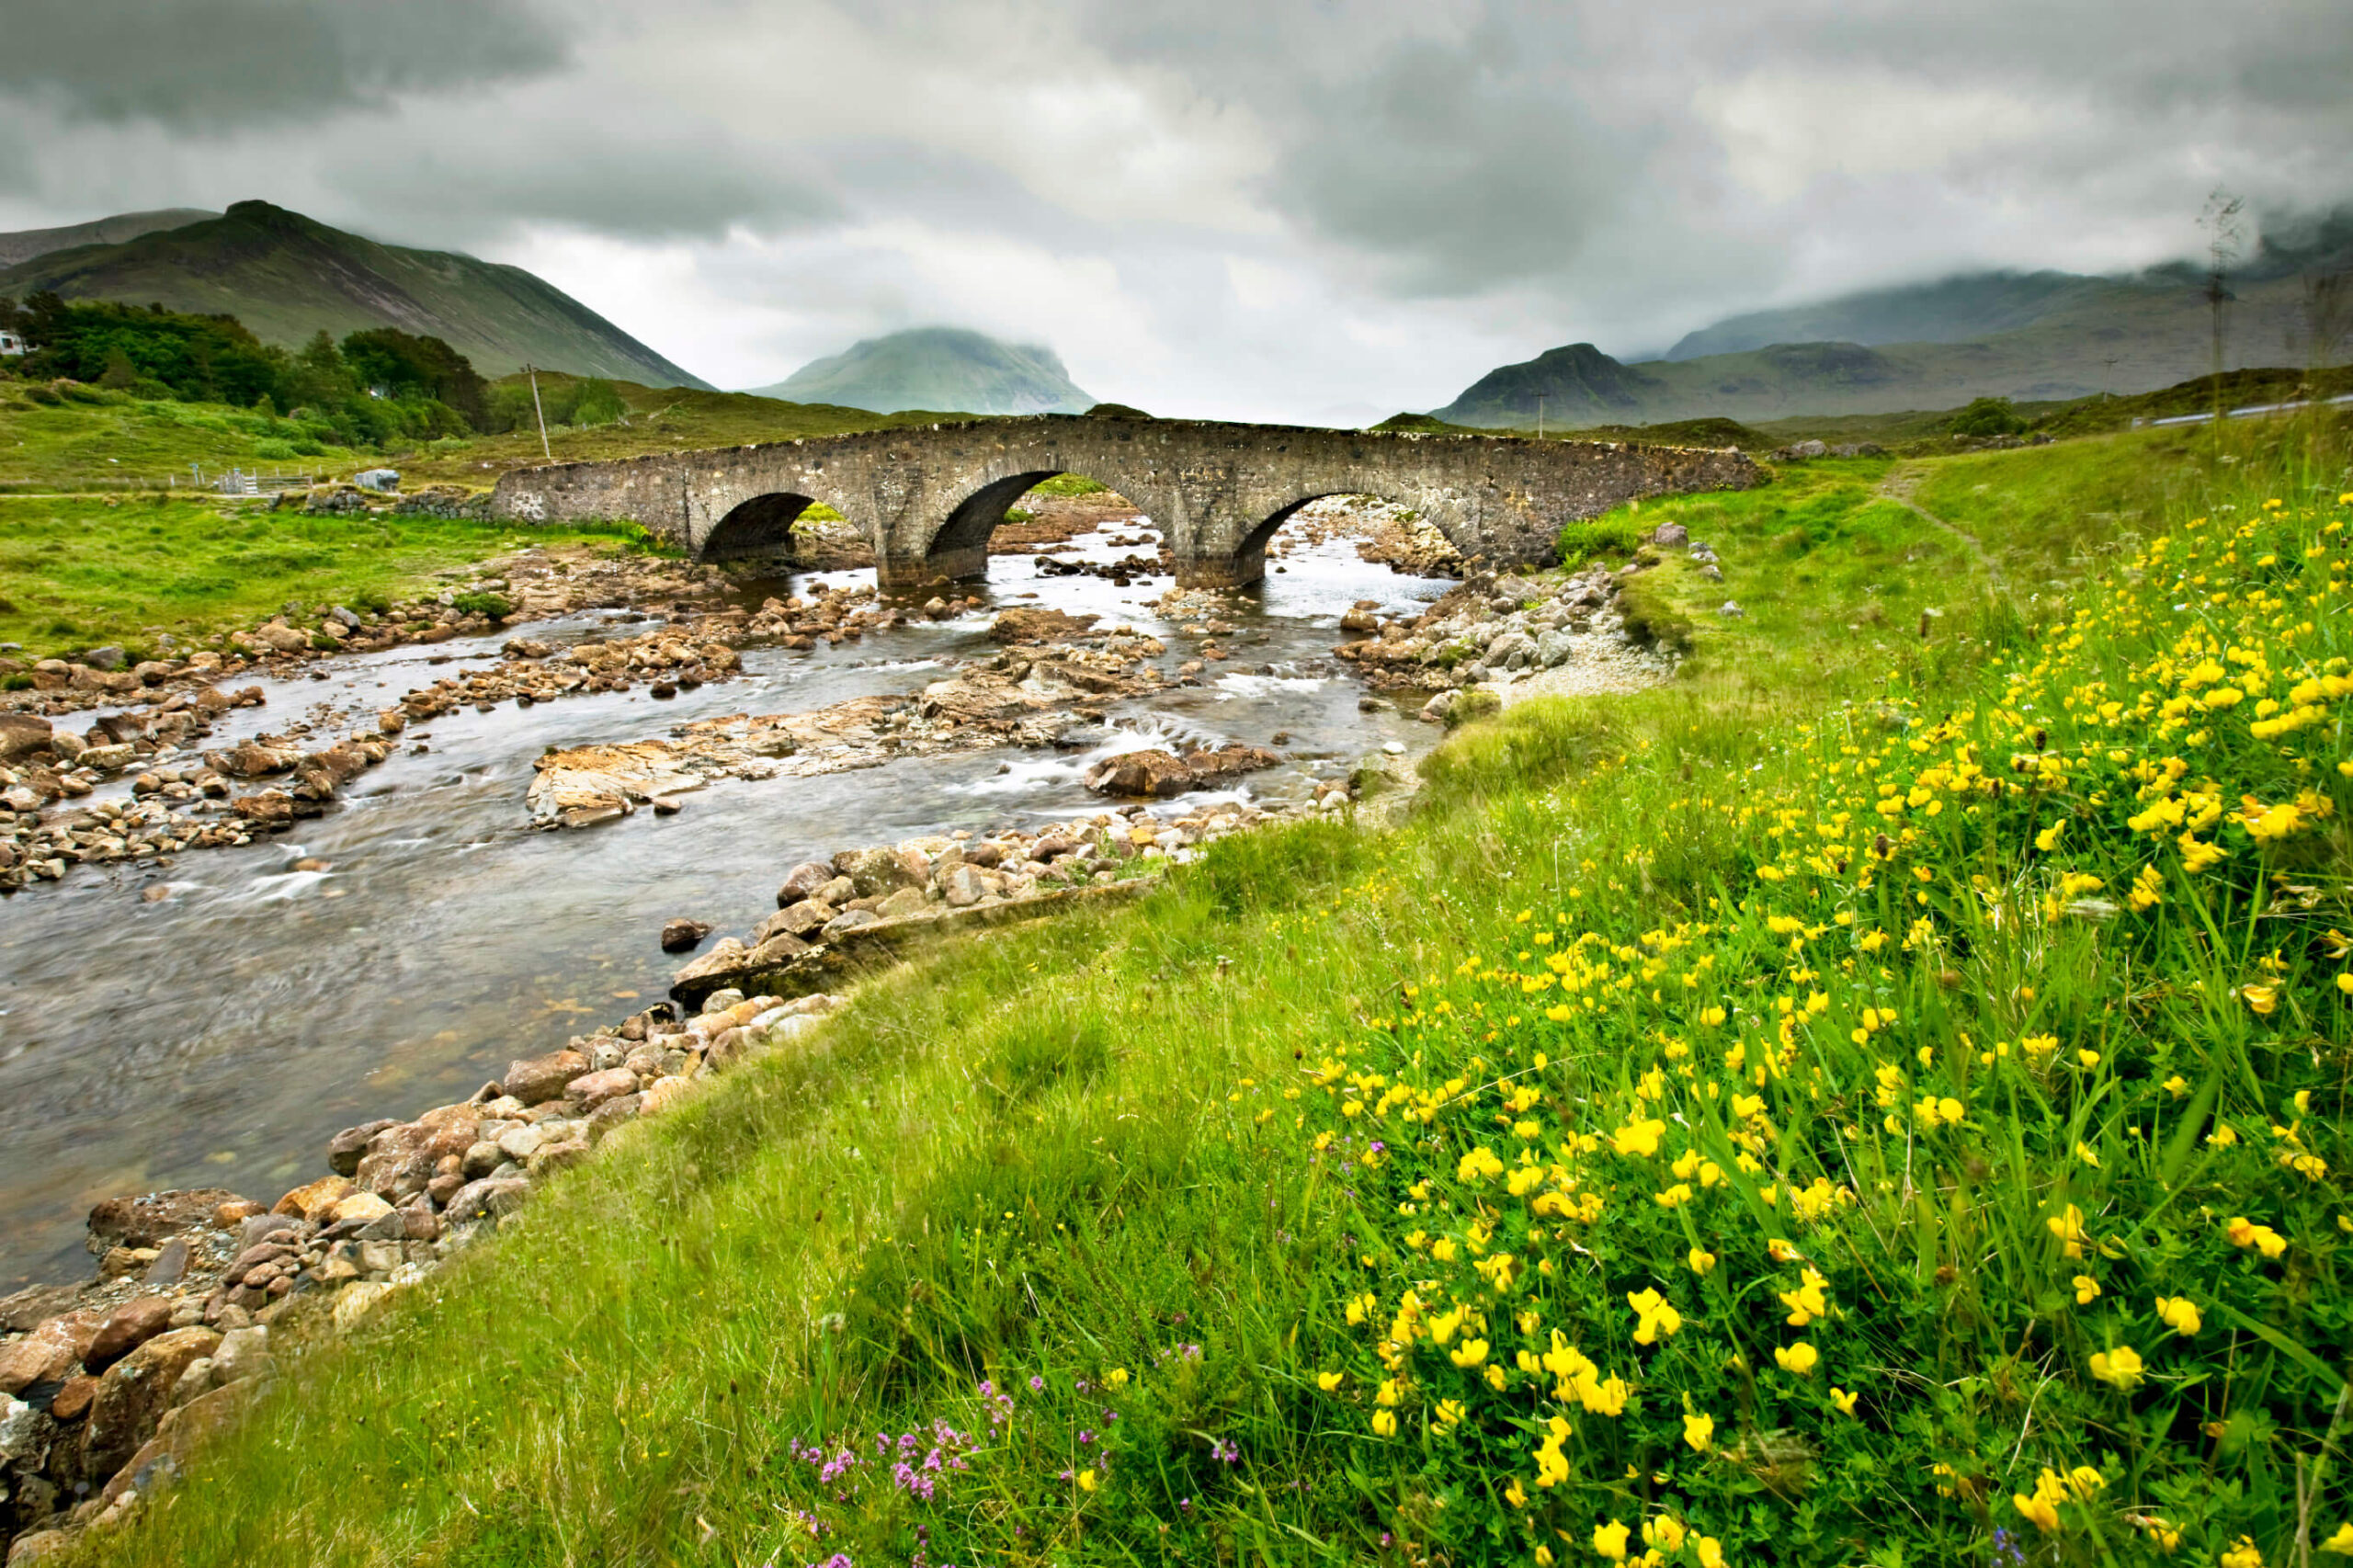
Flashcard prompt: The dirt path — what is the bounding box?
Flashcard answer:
[1878,463,2003,586]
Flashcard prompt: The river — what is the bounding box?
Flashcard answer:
[0,521,1452,1287]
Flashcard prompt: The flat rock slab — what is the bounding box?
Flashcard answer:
[669,881,1153,1010]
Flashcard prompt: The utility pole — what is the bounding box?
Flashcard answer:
[526,363,551,460]
[2200,188,2245,430]
[1537,392,1546,439]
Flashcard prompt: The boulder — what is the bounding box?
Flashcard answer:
[776,860,834,905]
[839,846,919,898]
[563,1067,638,1111]
[987,608,1098,644]
[0,1313,97,1393]
[270,1176,355,1223]
[440,1177,529,1222]
[875,886,931,920]
[87,1188,242,1252]
[501,1050,590,1106]
[940,864,988,908]
[660,917,712,953]
[1648,522,1688,548]
[84,1325,220,1477]
[585,1094,643,1143]
[326,1119,400,1176]
[0,713,53,763]
[1083,749,1192,797]
[84,1297,176,1373]
[99,1377,254,1507]
[755,901,830,943]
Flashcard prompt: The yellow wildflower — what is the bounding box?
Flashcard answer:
[2073,1275,2101,1305]
[1683,1410,1714,1452]
[1627,1288,1683,1346]
[1592,1519,1631,1562]
[1688,1246,1718,1275]
[1316,1370,1344,1392]
[2221,1537,2265,1568]
[2089,1345,2145,1390]
[1611,1119,1667,1157]
[2225,1216,2288,1258]
[2154,1296,2202,1336]
[2047,1203,2088,1258]
[1370,1409,1397,1437]
[1828,1386,1859,1416]
[1077,1468,1097,1492]
[1773,1342,1818,1376]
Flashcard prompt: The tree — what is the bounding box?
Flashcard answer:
[339,329,489,430]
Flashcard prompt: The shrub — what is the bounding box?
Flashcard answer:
[1557,516,1644,568]
[449,589,514,621]
[251,438,299,460]
[1949,395,2029,437]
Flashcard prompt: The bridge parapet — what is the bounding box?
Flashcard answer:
[488,414,1759,588]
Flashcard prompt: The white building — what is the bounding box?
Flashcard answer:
[0,330,25,357]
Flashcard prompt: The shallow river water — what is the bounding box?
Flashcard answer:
[0,528,1450,1286]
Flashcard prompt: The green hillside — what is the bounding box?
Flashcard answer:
[0,201,709,389]
[0,209,215,269]
[751,325,1093,415]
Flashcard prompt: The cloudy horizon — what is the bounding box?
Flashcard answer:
[5,0,2348,421]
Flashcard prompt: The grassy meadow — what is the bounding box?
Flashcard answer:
[62,415,2353,1568]
[0,496,658,661]
[0,373,942,494]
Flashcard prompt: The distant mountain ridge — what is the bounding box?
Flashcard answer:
[0,209,217,269]
[1438,207,2353,427]
[0,201,708,389]
[750,327,1092,415]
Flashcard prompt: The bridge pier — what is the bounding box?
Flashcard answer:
[877,545,989,591]
[1174,545,1266,590]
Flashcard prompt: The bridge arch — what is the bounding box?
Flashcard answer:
[702,492,821,563]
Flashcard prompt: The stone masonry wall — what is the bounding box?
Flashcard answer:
[489,415,1759,586]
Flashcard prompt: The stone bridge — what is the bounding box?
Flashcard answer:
[488,414,1760,589]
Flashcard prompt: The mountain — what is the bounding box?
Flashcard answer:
[1663,272,2136,360]
[0,209,217,269]
[750,327,1091,415]
[1437,208,2353,427]
[0,200,709,389]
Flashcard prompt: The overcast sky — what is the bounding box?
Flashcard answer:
[5,0,2348,421]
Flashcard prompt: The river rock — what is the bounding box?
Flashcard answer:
[563,1068,638,1110]
[875,886,931,920]
[776,860,833,905]
[84,1324,220,1478]
[755,901,830,942]
[271,1175,355,1223]
[0,713,54,762]
[0,1313,97,1394]
[501,1050,589,1106]
[441,1177,529,1221]
[585,1094,642,1142]
[325,1119,399,1176]
[940,864,988,907]
[99,1376,252,1509]
[87,1188,241,1253]
[660,918,711,953]
[1084,743,1282,798]
[839,846,918,897]
[84,1297,176,1374]
[988,608,1098,643]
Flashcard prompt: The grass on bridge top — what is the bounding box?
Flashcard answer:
[68,412,2353,1568]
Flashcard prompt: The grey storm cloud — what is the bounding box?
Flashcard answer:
[4,0,2349,415]
[1,0,568,128]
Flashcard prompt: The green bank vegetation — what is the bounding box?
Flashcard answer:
[0,496,656,662]
[70,413,2353,1567]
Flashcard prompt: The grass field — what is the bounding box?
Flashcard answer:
[0,497,654,661]
[60,411,2353,1567]
[0,374,942,494]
